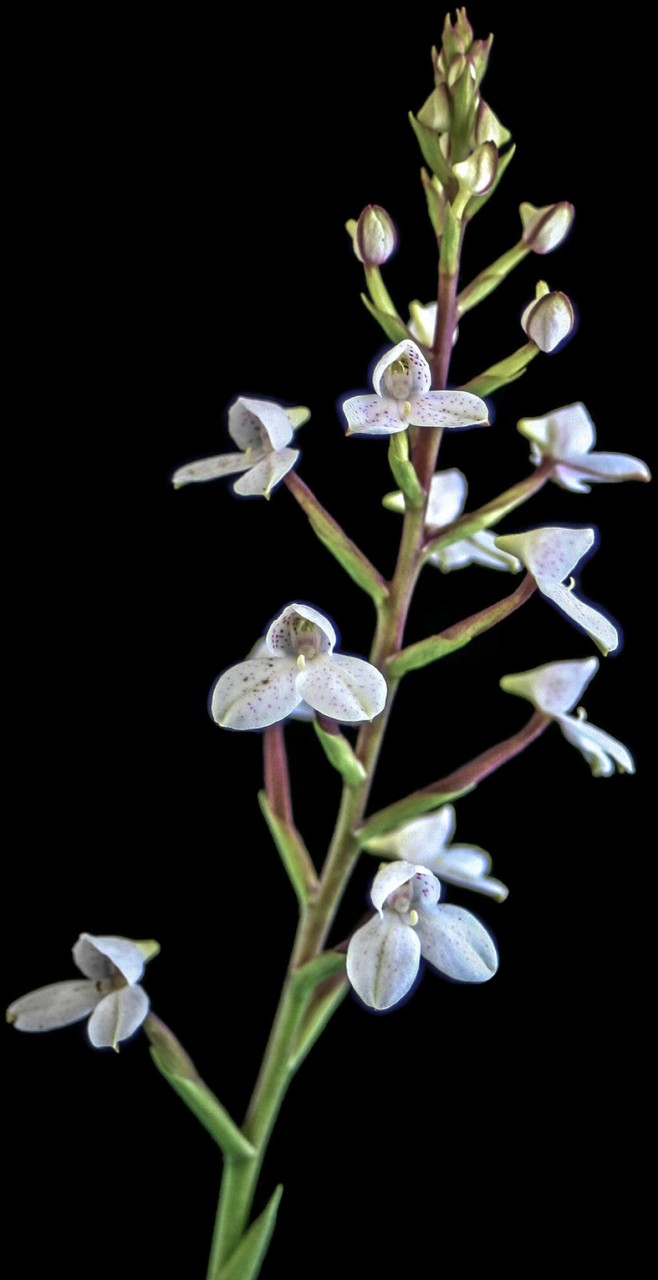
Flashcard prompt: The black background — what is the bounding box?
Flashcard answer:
[5,5,652,1277]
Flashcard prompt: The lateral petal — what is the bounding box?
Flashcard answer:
[7,980,101,1031]
[87,986,150,1050]
[210,658,299,730]
[346,913,421,1010]
[416,903,498,982]
[296,654,387,722]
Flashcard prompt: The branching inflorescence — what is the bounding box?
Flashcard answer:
[7,10,649,1279]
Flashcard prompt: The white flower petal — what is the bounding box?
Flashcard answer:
[232,447,299,498]
[434,848,509,902]
[416,903,498,982]
[538,581,619,655]
[495,526,594,583]
[408,301,438,347]
[364,807,456,864]
[435,531,521,573]
[228,396,294,453]
[369,860,437,914]
[557,713,635,777]
[75,935,145,986]
[343,393,409,435]
[562,451,651,486]
[266,603,336,656]
[407,390,489,429]
[296,654,387,722]
[7,980,101,1032]
[518,402,596,459]
[426,470,468,526]
[346,913,421,1010]
[171,453,253,488]
[372,341,431,398]
[210,657,300,730]
[87,985,150,1049]
[500,657,599,717]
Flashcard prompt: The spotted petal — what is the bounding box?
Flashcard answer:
[415,903,498,982]
[372,340,432,397]
[228,396,294,452]
[346,912,421,1010]
[296,654,387,722]
[211,658,300,730]
[171,452,253,488]
[406,390,489,429]
[266,603,336,657]
[500,657,599,717]
[343,393,414,435]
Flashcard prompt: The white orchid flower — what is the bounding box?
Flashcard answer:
[500,657,635,777]
[362,804,508,902]
[172,397,309,497]
[211,603,387,731]
[342,340,488,436]
[346,861,499,1010]
[517,402,651,493]
[6,933,159,1051]
[494,526,618,655]
[385,468,521,573]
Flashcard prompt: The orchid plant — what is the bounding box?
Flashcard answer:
[8,11,649,1279]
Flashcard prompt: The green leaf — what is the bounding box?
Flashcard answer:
[387,574,535,676]
[357,784,475,843]
[387,434,425,511]
[150,1049,256,1162]
[360,293,411,346]
[459,342,539,397]
[216,1185,283,1280]
[313,720,367,785]
[288,473,389,606]
[258,791,319,907]
[456,243,529,317]
[408,112,456,191]
[290,951,346,998]
[290,974,348,1071]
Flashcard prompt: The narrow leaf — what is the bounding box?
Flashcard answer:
[216,1185,283,1280]
[387,575,536,676]
[258,791,320,907]
[150,1049,256,1162]
[387,434,425,510]
[285,473,389,606]
[360,293,411,346]
[459,342,539,397]
[313,720,367,785]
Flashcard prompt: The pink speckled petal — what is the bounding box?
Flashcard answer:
[210,658,299,730]
[233,447,299,497]
[408,390,489,429]
[228,396,294,452]
[416,903,498,982]
[346,913,421,1010]
[296,654,387,722]
[500,657,599,717]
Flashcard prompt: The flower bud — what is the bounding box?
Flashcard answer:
[453,141,498,196]
[520,201,575,253]
[521,282,574,352]
[355,204,397,265]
